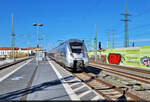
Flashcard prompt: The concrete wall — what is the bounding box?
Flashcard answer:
[88,46,150,68]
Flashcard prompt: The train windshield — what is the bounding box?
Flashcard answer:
[69,42,83,53]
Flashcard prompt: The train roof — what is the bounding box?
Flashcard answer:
[66,39,84,43]
[48,39,84,52]
[57,39,83,47]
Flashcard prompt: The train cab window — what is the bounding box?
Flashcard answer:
[69,42,83,53]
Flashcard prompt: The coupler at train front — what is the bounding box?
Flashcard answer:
[72,60,85,72]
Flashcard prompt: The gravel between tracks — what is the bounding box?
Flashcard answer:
[86,65,150,101]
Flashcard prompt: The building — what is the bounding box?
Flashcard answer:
[0,47,19,59]
[28,47,41,55]
[0,47,41,59]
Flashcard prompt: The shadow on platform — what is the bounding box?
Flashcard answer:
[0,75,76,100]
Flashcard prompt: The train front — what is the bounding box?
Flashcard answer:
[67,40,89,71]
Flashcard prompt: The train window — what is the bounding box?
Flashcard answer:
[69,42,83,53]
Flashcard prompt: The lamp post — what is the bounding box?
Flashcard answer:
[11,13,15,61]
[33,23,43,65]
[38,38,43,50]
[40,35,48,51]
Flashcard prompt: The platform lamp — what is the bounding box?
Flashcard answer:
[33,23,43,65]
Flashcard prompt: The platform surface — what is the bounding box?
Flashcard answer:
[0,59,70,100]
[0,58,105,101]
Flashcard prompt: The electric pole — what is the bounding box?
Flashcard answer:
[107,30,109,49]
[92,39,94,52]
[112,30,115,49]
[94,24,97,61]
[11,13,15,61]
[121,1,131,48]
[132,42,135,47]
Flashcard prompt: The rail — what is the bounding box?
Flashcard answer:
[0,57,33,70]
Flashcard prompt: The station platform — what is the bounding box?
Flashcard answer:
[0,57,105,101]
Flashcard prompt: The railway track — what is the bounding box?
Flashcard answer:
[72,72,143,101]
[88,61,150,100]
[49,57,145,101]
[90,60,150,74]
[0,57,32,70]
[89,62,150,85]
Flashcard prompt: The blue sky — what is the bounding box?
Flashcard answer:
[0,0,150,50]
